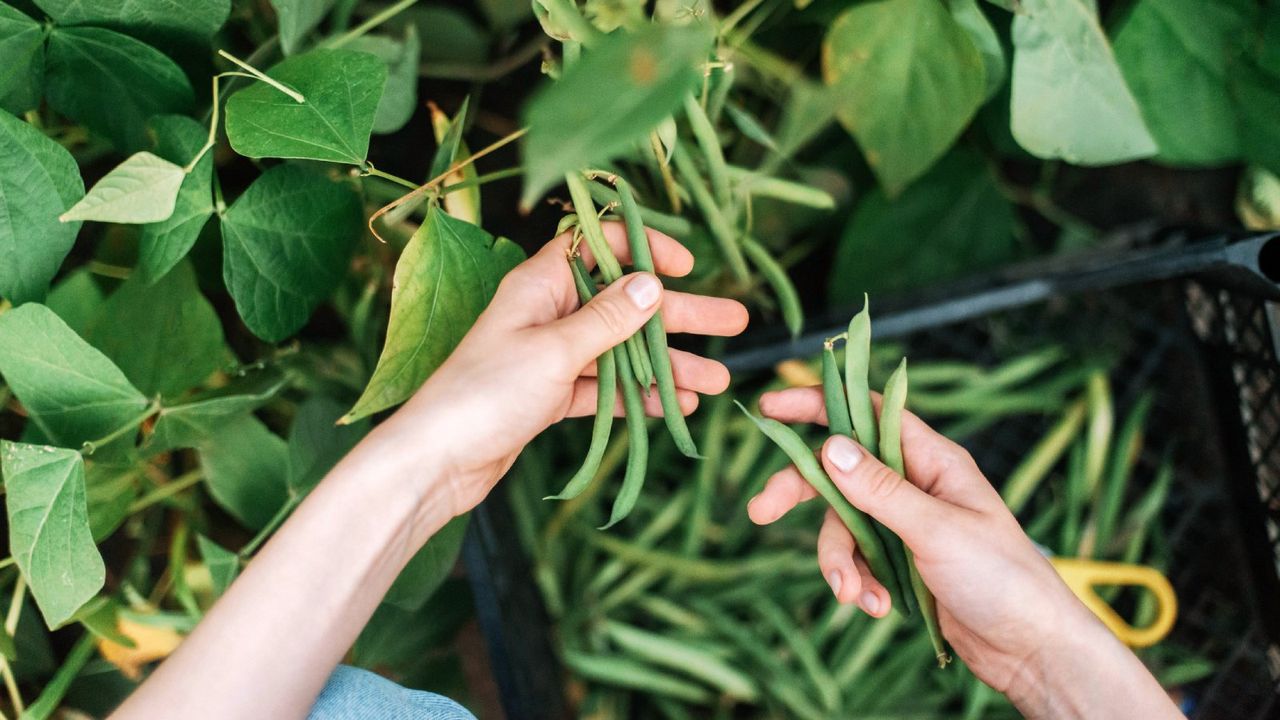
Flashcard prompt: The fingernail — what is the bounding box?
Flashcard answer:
[828,571,842,598]
[860,591,881,615]
[827,435,862,473]
[625,273,661,308]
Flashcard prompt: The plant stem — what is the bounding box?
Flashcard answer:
[324,0,418,49]
[436,167,522,196]
[362,165,418,190]
[128,469,203,515]
[216,50,305,103]
[0,577,25,716]
[238,497,300,558]
[81,399,161,456]
[0,559,13,572]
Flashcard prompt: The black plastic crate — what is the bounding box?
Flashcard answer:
[466,231,1280,719]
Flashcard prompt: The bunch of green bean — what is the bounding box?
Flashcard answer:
[506,340,1210,718]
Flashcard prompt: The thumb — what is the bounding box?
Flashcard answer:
[549,272,662,369]
[821,435,953,554]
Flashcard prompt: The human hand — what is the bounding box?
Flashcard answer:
[375,223,747,518]
[748,388,1180,718]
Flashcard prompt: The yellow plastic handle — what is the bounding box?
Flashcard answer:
[1049,558,1178,648]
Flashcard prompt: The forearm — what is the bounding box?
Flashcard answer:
[112,425,454,720]
[1007,608,1182,720]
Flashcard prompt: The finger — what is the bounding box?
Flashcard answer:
[581,348,729,395]
[544,273,663,370]
[851,552,891,618]
[818,508,862,605]
[660,292,749,337]
[759,387,828,426]
[821,435,954,556]
[747,465,819,524]
[565,378,699,418]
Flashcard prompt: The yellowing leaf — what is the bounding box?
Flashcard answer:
[60,151,185,224]
[97,616,183,680]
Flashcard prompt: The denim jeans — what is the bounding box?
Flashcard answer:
[308,665,476,720]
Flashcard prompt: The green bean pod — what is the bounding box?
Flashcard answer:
[670,144,750,282]
[616,177,700,458]
[600,343,649,529]
[880,360,949,667]
[547,257,618,501]
[1093,392,1153,557]
[564,171,656,388]
[735,403,902,611]
[562,651,713,704]
[682,94,732,209]
[603,620,759,702]
[742,235,802,338]
[821,342,854,438]
[844,296,880,455]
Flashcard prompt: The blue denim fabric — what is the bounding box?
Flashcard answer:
[308,665,476,720]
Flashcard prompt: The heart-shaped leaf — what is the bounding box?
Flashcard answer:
[2,441,106,629]
[343,208,524,423]
[822,0,986,194]
[0,304,148,448]
[0,3,45,114]
[197,415,289,530]
[224,49,387,165]
[221,163,362,342]
[1010,0,1157,164]
[0,112,83,304]
[60,151,185,224]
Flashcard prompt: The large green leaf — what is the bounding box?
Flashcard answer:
[348,27,420,135]
[198,415,289,530]
[1010,0,1156,164]
[220,163,362,342]
[384,515,468,611]
[224,49,387,165]
[520,24,711,207]
[146,369,287,453]
[45,269,103,335]
[84,262,227,398]
[2,441,105,628]
[32,0,229,47]
[285,396,367,497]
[822,0,986,194]
[44,26,193,152]
[1233,11,1280,177]
[951,0,1006,102]
[342,208,524,423]
[1113,0,1254,166]
[0,304,149,447]
[0,111,83,304]
[269,0,335,56]
[829,147,1018,305]
[58,151,185,224]
[137,115,216,283]
[0,3,45,114]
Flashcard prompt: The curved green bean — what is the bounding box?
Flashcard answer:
[683,94,732,209]
[604,620,759,701]
[880,360,948,666]
[600,343,649,529]
[563,650,714,704]
[741,235,802,337]
[547,257,618,501]
[616,177,700,459]
[822,341,854,438]
[671,144,750,282]
[844,296,879,455]
[735,403,902,611]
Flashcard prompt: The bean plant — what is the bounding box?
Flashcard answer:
[0,0,1275,714]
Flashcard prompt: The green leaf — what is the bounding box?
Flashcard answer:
[951,0,1006,102]
[1112,0,1254,166]
[45,270,103,336]
[0,3,45,114]
[285,396,367,497]
[0,110,83,304]
[84,460,139,542]
[32,0,229,47]
[822,0,986,194]
[429,96,469,180]
[137,115,216,283]
[83,262,227,398]
[44,26,193,152]
[195,534,239,599]
[146,369,288,453]
[2,441,105,628]
[384,515,469,611]
[521,24,711,207]
[220,163,362,342]
[75,597,134,647]
[58,151,185,224]
[410,5,489,64]
[1010,0,1156,164]
[348,27,420,135]
[270,0,335,56]
[1233,13,1280,177]
[342,208,524,423]
[829,147,1018,304]
[0,304,149,447]
[224,48,387,165]
[197,415,289,530]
